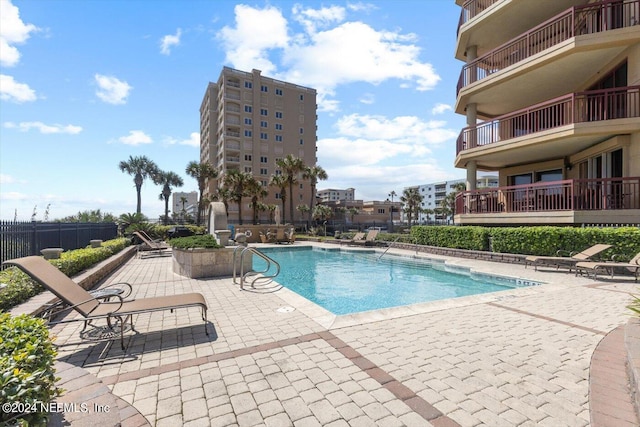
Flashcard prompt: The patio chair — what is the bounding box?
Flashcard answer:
[352,229,380,246]
[345,232,365,244]
[133,231,171,258]
[3,256,209,350]
[524,244,612,271]
[575,252,640,281]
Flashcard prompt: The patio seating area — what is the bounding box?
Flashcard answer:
[9,243,640,426]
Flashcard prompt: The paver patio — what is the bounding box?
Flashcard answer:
[41,243,639,426]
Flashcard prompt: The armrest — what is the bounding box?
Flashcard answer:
[556,250,572,257]
[101,282,133,299]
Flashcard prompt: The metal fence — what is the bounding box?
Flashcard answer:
[0,221,118,265]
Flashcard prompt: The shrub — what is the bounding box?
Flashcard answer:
[411,226,489,251]
[0,313,61,427]
[0,238,130,311]
[169,234,222,249]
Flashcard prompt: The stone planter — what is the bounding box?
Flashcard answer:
[41,248,64,259]
[90,239,103,248]
[172,247,252,279]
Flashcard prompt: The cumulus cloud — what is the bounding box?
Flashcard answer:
[431,103,452,115]
[165,132,199,147]
[4,121,82,134]
[117,130,152,145]
[94,74,132,105]
[0,0,39,67]
[217,4,439,111]
[218,4,289,76]
[160,28,181,55]
[335,114,457,144]
[0,74,36,102]
[0,191,28,201]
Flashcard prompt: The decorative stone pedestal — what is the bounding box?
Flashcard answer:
[214,230,231,246]
[41,248,63,259]
[90,240,103,248]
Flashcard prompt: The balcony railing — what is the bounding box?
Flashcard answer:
[457,0,499,34]
[457,0,640,93]
[457,85,640,154]
[455,177,640,215]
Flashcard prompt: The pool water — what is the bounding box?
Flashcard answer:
[256,247,532,315]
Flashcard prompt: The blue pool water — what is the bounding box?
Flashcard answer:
[256,247,534,315]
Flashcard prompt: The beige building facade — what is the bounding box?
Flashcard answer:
[454,0,640,225]
[200,67,318,224]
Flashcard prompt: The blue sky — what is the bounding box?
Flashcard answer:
[0,0,466,221]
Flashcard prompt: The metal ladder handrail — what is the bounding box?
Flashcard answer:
[378,236,403,260]
[233,246,280,290]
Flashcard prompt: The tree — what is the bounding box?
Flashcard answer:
[222,169,253,225]
[302,165,328,226]
[297,204,310,226]
[276,154,306,225]
[440,183,466,224]
[118,155,159,214]
[401,187,424,228]
[268,174,288,223]
[154,170,184,225]
[185,161,218,226]
[246,177,268,224]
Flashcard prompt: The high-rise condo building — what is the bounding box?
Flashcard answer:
[454,0,640,225]
[200,67,318,224]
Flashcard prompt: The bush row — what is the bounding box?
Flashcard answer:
[0,237,130,311]
[409,226,640,262]
[126,223,206,240]
[0,313,61,426]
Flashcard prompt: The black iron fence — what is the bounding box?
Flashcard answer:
[0,221,118,265]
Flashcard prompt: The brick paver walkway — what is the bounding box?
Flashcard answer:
[44,243,638,426]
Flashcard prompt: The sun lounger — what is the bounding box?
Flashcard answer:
[345,232,365,244]
[133,231,171,258]
[352,230,379,246]
[524,244,612,271]
[575,252,640,281]
[3,256,209,350]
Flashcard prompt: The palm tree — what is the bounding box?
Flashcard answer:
[118,155,159,214]
[154,170,184,225]
[185,161,218,226]
[222,169,253,225]
[269,174,288,223]
[401,187,424,228]
[276,154,306,225]
[303,165,328,226]
[246,177,268,224]
[440,183,466,224]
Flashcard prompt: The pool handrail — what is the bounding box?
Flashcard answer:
[378,236,403,260]
[233,246,281,290]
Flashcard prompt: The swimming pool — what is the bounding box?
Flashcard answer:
[256,246,538,315]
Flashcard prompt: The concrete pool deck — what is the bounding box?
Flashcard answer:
[23,242,640,426]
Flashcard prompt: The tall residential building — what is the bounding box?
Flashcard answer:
[317,188,356,203]
[454,0,640,225]
[199,67,318,224]
[172,191,198,220]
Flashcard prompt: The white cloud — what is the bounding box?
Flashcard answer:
[4,121,82,134]
[117,130,152,145]
[94,74,132,105]
[359,93,375,104]
[218,4,440,111]
[218,4,289,76]
[335,114,457,144]
[0,0,39,67]
[165,132,199,147]
[0,74,36,102]
[0,174,15,184]
[160,28,181,55]
[431,103,452,115]
[0,191,28,201]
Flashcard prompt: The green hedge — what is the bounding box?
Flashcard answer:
[0,313,61,426]
[169,234,222,249]
[411,226,490,251]
[0,237,130,311]
[407,226,640,262]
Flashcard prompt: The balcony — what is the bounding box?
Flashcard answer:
[457,0,640,95]
[455,177,640,225]
[456,86,640,167]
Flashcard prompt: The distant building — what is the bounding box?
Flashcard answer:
[317,188,355,203]
[172,191,198,220]
[199,67,318,224]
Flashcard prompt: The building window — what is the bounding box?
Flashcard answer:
[244,105,252,113]
[260,108,268,116]
[261,85,268,92]
[275,123,282,130]
[275,111,283,119]
[260,156,268,163]
[275,88,283,96]
[260,168,268,175]
[244,130,252,137]
[260,132,268,140]
[244,81,252,88]
[244,166,252,173]
[244,154,252,161]
[260,121,268,127]
[275,135,283,142]
[299,94,304,101]
[299,128,304,134]
[244,118,252,125]
[299,139,304,145]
